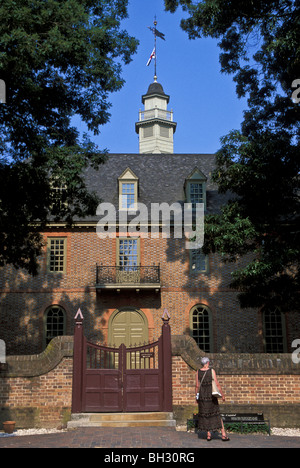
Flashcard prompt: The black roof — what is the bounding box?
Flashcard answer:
[79,153,229,222]
[142,82,170,104]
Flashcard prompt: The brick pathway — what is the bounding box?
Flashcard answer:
[0,427,299,449]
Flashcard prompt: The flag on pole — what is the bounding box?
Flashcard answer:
[146,48,156,66]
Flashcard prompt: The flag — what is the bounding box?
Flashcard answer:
[147,48,156,66]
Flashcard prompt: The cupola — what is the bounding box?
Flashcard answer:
[135,79,177,154]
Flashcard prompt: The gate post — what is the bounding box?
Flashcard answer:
[161,310,173,412]
[72,309,85,413]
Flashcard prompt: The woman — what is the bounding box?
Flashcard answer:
[195,357,230,441]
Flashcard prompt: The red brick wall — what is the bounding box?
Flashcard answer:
[1,353,299,429]
[172,356,300,406]
[0,358,73,428]
[0,229,300,355]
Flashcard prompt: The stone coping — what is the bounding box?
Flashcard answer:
[0,336,73,378]
[172,335,300,375]
[1,334,299,378]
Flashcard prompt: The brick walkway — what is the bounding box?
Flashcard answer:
[0,427,299,449]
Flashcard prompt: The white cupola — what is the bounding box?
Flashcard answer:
[135,80,177,154]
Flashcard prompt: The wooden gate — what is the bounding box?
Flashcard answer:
[71,311,172,413]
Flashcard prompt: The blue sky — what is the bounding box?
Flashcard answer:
[76,0,248,154]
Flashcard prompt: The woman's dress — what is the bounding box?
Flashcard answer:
[197,368,222,431]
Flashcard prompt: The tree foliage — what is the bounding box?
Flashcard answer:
[0,0,138,274]
[165,0,300,311]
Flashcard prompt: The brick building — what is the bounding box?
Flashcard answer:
[1,80,299,357]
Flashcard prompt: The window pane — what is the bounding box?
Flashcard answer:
[122,183,135,209]
[191,249,207,272]
[119,239,138,270]
[192,305,211,353]
[264,308,285,353]
[48,238,66,272]
[190,183,203,204]
[45,306,65,346]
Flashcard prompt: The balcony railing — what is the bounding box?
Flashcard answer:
[96,265,161,291]
[138,109,173,122]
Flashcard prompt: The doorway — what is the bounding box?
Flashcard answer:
[108,308,149,347]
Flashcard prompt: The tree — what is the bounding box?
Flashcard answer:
[0,0,138,274]
[165,0,300,312]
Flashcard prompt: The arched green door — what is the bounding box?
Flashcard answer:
[109,309,148,347]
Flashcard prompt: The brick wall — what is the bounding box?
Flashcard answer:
[1,334,300,428]
[172,355,300,406]
[172,335,300,427]
[0,336,73,428]
[2,229,299,356]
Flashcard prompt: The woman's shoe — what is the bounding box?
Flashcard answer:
[221,436,230,442]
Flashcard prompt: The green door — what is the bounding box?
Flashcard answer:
[109,309,148,347]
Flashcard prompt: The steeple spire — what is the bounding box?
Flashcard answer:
[138,19,176,153]
[147,17,165,83]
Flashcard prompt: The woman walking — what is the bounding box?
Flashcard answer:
[196,357,230,441]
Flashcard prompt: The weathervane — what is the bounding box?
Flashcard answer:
[147,16,166,82]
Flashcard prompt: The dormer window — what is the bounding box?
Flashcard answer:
[118,168,139,210]
[121,183,135,209]
[189,182,204,205]
[185,167,207,209]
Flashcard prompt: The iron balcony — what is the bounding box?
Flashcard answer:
[96,265,161,291]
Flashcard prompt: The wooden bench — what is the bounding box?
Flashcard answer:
[187,413,271,436]
[221,413,271,436]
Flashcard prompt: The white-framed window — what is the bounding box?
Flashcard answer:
[185,167,207,209]
[189,182,204,205]
[190,304,213,353]
[47,237,67,273]
[118,168,139,211]
[44,305,66,348]
[121,182,135,209]
[118,238,139,270]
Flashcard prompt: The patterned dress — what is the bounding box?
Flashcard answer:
[197,368,222,431]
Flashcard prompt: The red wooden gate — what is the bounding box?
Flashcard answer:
[72,311,172,413]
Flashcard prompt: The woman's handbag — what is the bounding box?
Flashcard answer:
[211,370,222,398]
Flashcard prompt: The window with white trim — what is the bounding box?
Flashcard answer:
[190,304,213,353]
[47,237,67,273]
[118,168,139,211]
[185,168,207,209]
[44,305,66,347]
[121,183,135,209]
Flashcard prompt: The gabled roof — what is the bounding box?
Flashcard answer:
[77,153,230,223]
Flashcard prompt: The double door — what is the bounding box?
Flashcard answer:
[84,340,162,412]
